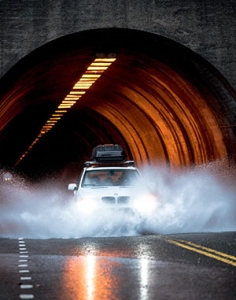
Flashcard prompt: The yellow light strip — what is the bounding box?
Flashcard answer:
[15,56,116,166]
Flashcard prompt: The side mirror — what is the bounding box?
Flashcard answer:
[68,183,78,191]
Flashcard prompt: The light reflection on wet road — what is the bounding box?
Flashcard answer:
[62,255,153,300]
[0,232,236,299]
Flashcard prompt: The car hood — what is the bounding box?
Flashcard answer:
[78,186,142,198]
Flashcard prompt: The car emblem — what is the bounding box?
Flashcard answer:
[114,193,118,195]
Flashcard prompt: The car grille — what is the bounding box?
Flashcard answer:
[117,196,130,204]
[101,196,131,205]
[102,197,116,204]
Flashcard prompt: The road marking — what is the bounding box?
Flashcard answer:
[19,270,30,273]
[18,264,28,268]
[19,295,34,299]
[165,237,236,267]
[20,284,33,289]
[178,239,236,261]
[18,238,34,299]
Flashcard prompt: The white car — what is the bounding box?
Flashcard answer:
[68,145,158,227]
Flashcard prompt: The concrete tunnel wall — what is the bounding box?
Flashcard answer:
[0,28,236,176]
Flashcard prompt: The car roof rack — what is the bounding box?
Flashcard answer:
[84,144,135,168]
[84,160,135,168]
[90,144,126,162]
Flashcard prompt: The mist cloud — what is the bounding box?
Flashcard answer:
[0,160,235,238]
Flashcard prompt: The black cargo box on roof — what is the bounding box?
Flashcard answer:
[91,144,126,162]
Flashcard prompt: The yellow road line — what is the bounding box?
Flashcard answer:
[179,239,236,262]
[165,238,236,267]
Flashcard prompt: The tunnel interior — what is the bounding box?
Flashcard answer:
[0,28,235,179]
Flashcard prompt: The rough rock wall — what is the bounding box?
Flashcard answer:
[0,0,236,90]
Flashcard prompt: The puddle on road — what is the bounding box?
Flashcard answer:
[52,251,230,300]
[0,159,235,238]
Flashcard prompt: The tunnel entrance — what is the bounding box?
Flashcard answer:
[0,28,235,178]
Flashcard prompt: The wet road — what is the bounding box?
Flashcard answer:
[1,232,236,299]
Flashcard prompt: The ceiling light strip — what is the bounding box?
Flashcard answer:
[15,56,116,166]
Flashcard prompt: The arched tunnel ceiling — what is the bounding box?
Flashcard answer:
[0,28,235,178]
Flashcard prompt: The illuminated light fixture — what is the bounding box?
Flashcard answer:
[52,114,63,117]
[62,101,77,104]
[55,110,67,113]
[15,56,116,166]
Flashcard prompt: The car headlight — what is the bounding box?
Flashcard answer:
[76,197,100,213]
[133,194,158,215]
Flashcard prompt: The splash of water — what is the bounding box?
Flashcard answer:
[142,161,236,234]
[0,160,235,238]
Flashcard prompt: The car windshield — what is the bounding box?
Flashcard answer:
[81,169,141,187]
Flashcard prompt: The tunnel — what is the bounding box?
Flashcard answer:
[0,28,235,179]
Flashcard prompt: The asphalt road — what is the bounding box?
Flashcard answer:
[0,232,236,300]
